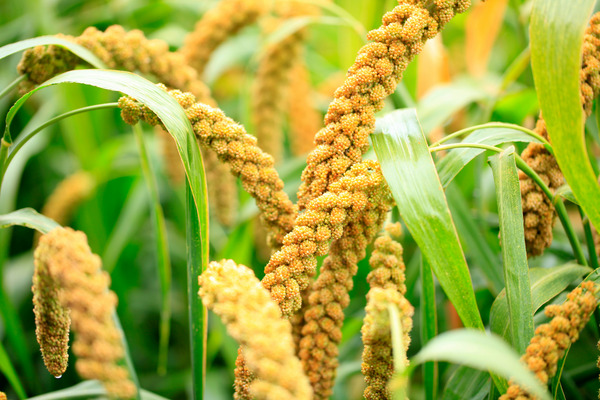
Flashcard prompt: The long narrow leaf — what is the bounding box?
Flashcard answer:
[446,185,503,295]
[489,147,533,353]
[530,0,600,229]
[372,108,483,330]
[442,366,489,400]
[0,36,107,68]
[0,340,25,399]
[0,207,59,233]
[186,184,208,399]
[410,330,551,400]
[490,264,591,340]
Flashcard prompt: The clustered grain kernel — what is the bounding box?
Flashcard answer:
[298,194,391,399]
[500,281,598,399]
[361,225,413,400]
[297,0,471,209]
[520,12,600,257]
[32,239,71,378]
[181,0,266,77]
[198,259,312,400]
[35,227,136,399]
[234,348,255,400]
[118,86,297,249]
[17,25,213,104]
[263,160,391,317]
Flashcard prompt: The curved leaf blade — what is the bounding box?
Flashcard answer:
[0,36,107,68]
[438,127,543,188]
[411,329,551,400]
[530,0,600,229]
[0,207,60,233]
[372,108,483,330]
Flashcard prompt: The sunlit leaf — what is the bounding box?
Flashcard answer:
[411,330,551,400]
[530,0,600,229]
[372,108,483,330]
[489,147,533,354]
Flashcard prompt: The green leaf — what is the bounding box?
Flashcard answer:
[420,256,438,400]
[442,366,489,400]
[372,108,483,330]
[410,329,551,400]
[446,185,504,295]
[0,340,26,399]
[186,183,208,399]
[0,207,60,233]
[490,264,591,341]
[530,0,600,230]
[489,147,533,354]
[25,380,169,400]
[0,36,107,68]
[437,127,543,188]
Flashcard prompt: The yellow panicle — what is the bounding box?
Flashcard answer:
[298,0,471,209]
[298,194,391,399]
[500,282,598,399]
[263,160,391,316]
[118,86,297,249]
[198,259,312,400]
[361,226,413,399]
[35,227,136,399]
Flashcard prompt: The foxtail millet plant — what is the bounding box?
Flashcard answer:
[298,184,392,398]
[297,0,470,209]
[500,281,599,399]
[117,86,297,249]
[361,223,413,400]
[519,12,600,257]
[34,227,136,399]
[198,259,313,400]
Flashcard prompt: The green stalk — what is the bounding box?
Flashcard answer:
[581,210,599,271]
[186,183,208,400]
[431,122,551,151]
[430,143,503,154]
[0,75,25,101]
[132,124,172,375]
[515,156,587,266]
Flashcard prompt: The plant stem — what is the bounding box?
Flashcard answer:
[581,209,599,271]
[431,122,551,152]
[430,142,503,154]
[0,75,25,101]
[515,155,588,266]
